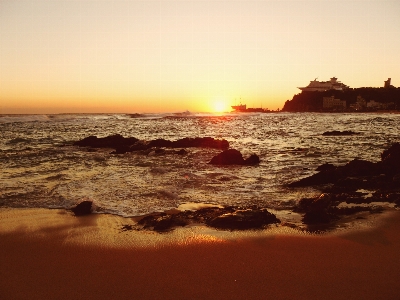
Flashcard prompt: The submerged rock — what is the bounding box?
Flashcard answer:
[209,149,260,165]
[322,130,359,136]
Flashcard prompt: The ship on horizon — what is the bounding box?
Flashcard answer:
[231,102,271,113]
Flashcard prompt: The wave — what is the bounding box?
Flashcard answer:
[0,112,242,124]
[6,137,33,145]
[0,114,52,124]
[0,113,133,124]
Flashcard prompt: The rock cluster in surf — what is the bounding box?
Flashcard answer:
[290,142,400,224]
[73,134,229,154]
[74,134,260,165]
[135,206,280,232]
[72,135,400,230]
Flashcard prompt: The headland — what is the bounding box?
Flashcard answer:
[283,77,400,112]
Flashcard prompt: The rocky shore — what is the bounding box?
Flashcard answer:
[72,135,400,233]
[290,142,400,224]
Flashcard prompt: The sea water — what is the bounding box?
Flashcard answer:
[1,112,399,219]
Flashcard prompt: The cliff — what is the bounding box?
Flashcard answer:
[282,87,400,112]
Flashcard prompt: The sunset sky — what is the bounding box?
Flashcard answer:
[1,0,399,114]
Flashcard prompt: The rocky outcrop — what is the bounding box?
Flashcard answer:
[206,209,280,230]
[209,149,260,165]
[289,143,400,225]
[380,142,400,175]
[289,143,400,189]
[296,194,338,224]
[135,206,280,232]
[282,88,400,112]
[74,135,229,154]
[294,192,386,225]
[73,134,139,149]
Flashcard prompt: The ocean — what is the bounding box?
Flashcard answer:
[1,112,399,224]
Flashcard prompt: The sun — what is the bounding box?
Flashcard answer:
[213,99,229,113]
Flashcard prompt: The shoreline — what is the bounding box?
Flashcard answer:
[1,208,400,299]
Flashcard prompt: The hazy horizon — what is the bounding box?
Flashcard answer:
[1,0,399,114]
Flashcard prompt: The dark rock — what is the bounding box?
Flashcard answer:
[296,194,339,224]
[148,139,173,148]
[127,113,144,118]
[297,193,332,212]
[316,163,336,172]
[206,209,280,230]
[209,149,245,165]
[302,210,338,224]
[290,159,379,188]
[121,224,134,231]
[288,143,400,226]
[342,159,379,177]
[71,200,93,216]
[75,135,229,153]
[322,130,359,136]
[129,141,151,152]
[172,137,229,149]
[191,206,236,220]
[379,143,400,175]
[136,206,279,232]
[74,134,139,149]
[209,149,260,165]
[289,169,339,187]
[144,215,189,232]
[381,142,400,161]
[244,154,260,165]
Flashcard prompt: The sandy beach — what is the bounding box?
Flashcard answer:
[1,208,400,300]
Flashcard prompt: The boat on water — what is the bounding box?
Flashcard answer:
[231,103,270,113]
[231,104,247,111]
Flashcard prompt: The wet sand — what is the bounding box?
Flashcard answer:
[1,208,400,300]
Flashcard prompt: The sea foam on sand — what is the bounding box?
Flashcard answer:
[1,208,400,299]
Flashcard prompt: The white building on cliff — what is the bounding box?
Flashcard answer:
[299,77,349,92]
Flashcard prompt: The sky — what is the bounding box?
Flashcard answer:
[1,0,400,114]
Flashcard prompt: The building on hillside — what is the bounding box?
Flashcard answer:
[298,77,349,92]
[323,96,346,109]
[349,95,367,110]
[367,100,382,109]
